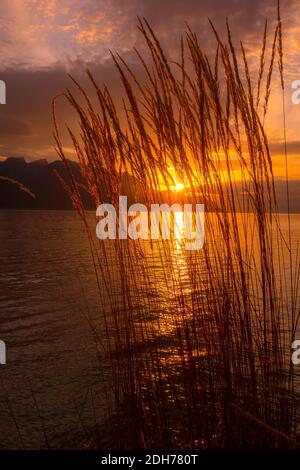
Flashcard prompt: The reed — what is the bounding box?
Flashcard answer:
[54,7,300,449]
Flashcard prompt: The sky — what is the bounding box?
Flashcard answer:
[0,0,299,179]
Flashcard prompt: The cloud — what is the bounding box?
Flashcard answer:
[0,0,297,71]
[0,63,124,160]
[0,0,299,174]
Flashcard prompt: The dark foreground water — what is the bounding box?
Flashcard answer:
[0,210,299,449]
[0,211,104,449]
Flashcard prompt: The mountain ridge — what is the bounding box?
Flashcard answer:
[1,157,300,212]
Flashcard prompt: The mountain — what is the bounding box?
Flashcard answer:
[0,157,300,211]
[0,157,94,209]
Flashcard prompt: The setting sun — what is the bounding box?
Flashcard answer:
[172,182,185,192]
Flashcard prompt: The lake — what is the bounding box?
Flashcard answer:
[0,211,104,449]
[0,210,299,448]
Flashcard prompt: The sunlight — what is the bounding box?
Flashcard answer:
[172,182,185,192]
[173,210,184,242]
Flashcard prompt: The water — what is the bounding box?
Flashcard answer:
[0,211,105,449]
[0,210,299,448]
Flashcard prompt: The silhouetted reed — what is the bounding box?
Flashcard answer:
[54,5,299,449]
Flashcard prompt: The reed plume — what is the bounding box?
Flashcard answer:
[54,10,300,449]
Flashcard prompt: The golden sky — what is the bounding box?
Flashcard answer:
[0,0,299,179]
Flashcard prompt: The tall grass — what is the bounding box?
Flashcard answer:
[54,7,299,449]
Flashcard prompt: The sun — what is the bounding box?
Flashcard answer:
[156,167,187,192]
[172,182,185,192]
